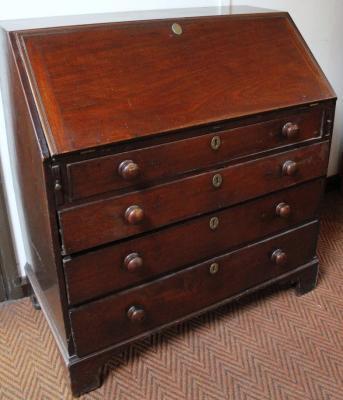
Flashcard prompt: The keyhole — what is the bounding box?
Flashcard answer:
[212,174,223,188]
[211,136,221,150]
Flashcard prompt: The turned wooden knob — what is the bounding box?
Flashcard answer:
[276,202,291,218]
[127,305,145,322]
[282,160,298,176]
[118,160,140,180]
[125,205,144,224]
[123,253,143,272]
[282,122,299,138]
[271,249,288,266]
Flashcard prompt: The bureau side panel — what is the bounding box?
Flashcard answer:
[1,30,71,353]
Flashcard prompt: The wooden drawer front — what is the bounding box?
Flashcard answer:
[59,141,328,254]
[64,179,324,305]
[67,107,324,201]
[70,221,319,356]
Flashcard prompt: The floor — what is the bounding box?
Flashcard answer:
[0,192,342,400]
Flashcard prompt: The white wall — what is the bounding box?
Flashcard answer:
[229,0,343,176]
[0,0,341,276]
[0,0,220,20]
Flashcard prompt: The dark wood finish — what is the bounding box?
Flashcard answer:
[70,221,319,356]
[295,261,319,295]
[69,357,105,397]
[18,13,334,155]
[1,7,336,396]
[25,263,71,366]
[66,106,325,201]
[64,179,324,305]
[1,24,72,350]
[67,258,320,396]
[326,174,340,192]
[59,142,329,253]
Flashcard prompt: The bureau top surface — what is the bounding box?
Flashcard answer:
[12,10,335,156]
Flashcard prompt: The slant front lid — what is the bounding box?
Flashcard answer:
[15,12,335,155]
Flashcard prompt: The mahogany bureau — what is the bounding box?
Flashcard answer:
[0,7,336,396]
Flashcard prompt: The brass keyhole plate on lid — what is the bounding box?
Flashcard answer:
[172,23,183,35]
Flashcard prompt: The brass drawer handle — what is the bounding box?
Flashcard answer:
[276,202,291,218]
[282,122,299,138]
[271,249,288,266]
[212,173,223,188]
[118,160,140,180]
[125,205,144,225]
[127,305,145,322]
[282,160,298,176]
[123,253,143,272]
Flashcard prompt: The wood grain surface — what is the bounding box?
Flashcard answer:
[17,13,335,155]
[64,179,324,305]
[59,141,329,253]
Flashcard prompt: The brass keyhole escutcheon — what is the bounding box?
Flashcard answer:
[209,262,219,275]
[172,23,182,35]
[209,216,219,231]
[211,135,221,151]
[212,173,223,188]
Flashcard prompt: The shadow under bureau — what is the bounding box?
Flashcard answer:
[0,6,336,396]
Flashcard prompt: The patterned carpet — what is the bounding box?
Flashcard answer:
[0,192,343,400]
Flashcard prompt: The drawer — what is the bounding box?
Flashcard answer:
[59,141,329,254]
[69,221,319,356]
[66,107,324,201]
[64,179,324,305]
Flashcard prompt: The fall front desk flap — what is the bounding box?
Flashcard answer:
[12,12,335,155]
